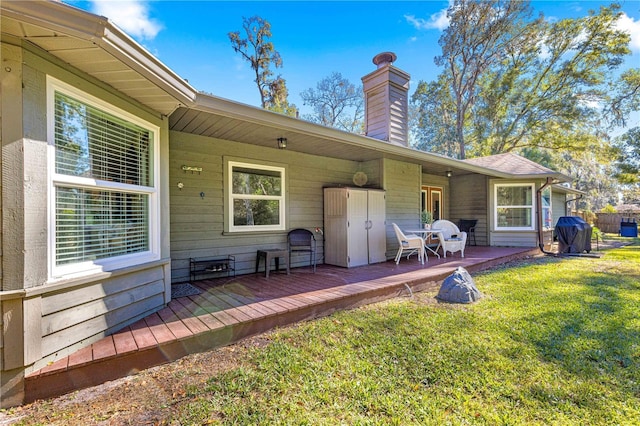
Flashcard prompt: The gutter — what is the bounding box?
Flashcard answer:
[565,194,583,213]
[537,177,557,256]
[2,0,197,110]
[193,94,528,179]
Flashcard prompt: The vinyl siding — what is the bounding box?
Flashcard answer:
[552,191,568,226]
[169,130,383,280]
[449,173,488,246]
[383,159,422,259]
[0,42,171,387]
[490,231,538,247]
[32,263,168,371]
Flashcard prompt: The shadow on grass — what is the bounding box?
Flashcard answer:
[520,244,639,395]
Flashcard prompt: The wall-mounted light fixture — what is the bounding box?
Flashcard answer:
[445,170,452,178]
[277,137,287,149]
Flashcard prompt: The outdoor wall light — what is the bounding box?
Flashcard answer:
[446,170,453,178]
[277,137,287,149]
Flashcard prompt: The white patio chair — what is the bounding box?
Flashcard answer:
[392,223,425,264]
[432,219,467,258]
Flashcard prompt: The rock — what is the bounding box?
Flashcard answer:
[437,266,482,304]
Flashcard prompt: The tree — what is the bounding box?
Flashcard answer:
[607,68,640,129]
[468,4,630,158]
[411,74,458,156]
[602,67,640,204]
[613,128,640,182]
[434,0,537,158]
[414,2,631,160]
[228,16,296,115]
[555,147,621,211]
[300,72,364,132]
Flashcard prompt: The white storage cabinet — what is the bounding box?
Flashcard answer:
[323,187,386,267]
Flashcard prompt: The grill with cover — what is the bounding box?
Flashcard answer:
[555,216,592,254]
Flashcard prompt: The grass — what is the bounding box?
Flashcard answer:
[176,241,640,425]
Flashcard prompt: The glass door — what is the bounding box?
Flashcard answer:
[421,186,444,221]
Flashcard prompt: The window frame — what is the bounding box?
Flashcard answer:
[541,186,553,230]
[494,183,536,231]
[227,160,286,233]
[47,77,161,280]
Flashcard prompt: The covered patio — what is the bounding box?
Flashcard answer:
[25,246,539,403]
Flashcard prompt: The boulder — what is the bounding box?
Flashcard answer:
[436,266,482,304]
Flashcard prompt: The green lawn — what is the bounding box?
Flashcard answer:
[179,241,640,425]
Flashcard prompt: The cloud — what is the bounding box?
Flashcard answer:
[616,12,640,55]
[90,1,162,40]
[405,7,450,31]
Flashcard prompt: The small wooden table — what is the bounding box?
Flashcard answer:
[255,249,290,278]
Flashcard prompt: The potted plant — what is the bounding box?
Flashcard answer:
[421,210,433,229]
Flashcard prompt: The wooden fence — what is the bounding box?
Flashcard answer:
[593,213,640,234]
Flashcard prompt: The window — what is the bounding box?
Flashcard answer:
[495,184,535,230]
[541,187,552,229]
[48,78,159,278]
[228,161,285,232]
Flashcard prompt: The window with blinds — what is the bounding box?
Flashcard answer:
[49,78,158,275]
[55,188,149,264]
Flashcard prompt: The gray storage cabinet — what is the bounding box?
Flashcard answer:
[324,187,386,267]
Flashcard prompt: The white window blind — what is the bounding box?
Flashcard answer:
[50,82,158,274]
[54,92,151,186]
[56,188,149,264]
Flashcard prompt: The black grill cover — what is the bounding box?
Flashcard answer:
[556,216,592,253]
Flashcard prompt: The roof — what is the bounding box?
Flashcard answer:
[1,0,196,115]
[463,153,571,182]
[552,184,586,196]
[2,0,572,184]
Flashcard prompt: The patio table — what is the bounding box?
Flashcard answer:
[406,229,443,259]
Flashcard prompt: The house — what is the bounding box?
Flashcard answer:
[0,0,576,407]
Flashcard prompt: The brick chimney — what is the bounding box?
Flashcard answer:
[361,52,410,146]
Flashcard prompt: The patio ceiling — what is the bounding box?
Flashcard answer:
[169,94,501,179]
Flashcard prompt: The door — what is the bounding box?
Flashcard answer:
[367,190,386,263]
[421,186,444,221]
[347,189,369,267]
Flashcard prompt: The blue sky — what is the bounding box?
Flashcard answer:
[68,1,640,126]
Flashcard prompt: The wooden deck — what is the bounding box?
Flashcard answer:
[25,246,540,403]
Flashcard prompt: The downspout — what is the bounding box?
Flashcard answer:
[565,194,583,215]
[537,177,556,255]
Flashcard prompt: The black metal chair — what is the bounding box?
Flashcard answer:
[287,229,316,272]
[458,219,478,246]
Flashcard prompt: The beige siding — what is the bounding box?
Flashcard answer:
[388,86,408,144]
[490,231,538,247]
[383,159,422,259]
[169,130,381,280]
[35,265,167,367]
[448,173,488,245]
[1,41,173,404]
[552,191,567,227]
[365,88,388,140]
